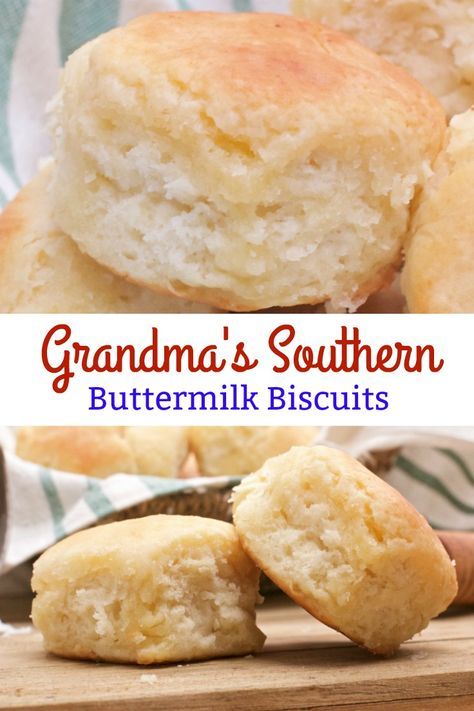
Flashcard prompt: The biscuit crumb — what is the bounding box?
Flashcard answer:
[140,674,158,685]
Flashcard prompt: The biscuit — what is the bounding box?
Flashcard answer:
[31,515,265,664]
[51,12,445,312]
[293,0,474,117]
[189,427,319,476]
[0,165,213,313]
[232,446,457,654]
[16,426,188,478]
[402,107,474,312]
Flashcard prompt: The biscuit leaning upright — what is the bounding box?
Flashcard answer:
[50,12,445,312]
[232,446,457,655]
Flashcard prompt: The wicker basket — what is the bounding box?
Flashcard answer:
[98,484,235,527]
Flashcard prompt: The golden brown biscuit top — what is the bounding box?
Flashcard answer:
[77,12,445,154]
[32,515,245,580]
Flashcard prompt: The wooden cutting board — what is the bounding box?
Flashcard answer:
[1,596,473,710]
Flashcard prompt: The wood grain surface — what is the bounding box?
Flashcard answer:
[0,596,473,711]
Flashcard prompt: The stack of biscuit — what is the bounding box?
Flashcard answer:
[0,11,455,313]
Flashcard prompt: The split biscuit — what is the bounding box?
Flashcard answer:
[32,515,265,664]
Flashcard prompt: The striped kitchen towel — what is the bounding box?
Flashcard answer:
[0,0,288,208]
[0,445,241,576]
[1,427,473,581]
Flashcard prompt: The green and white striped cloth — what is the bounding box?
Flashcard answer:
[0,0,288,208]
[0,445,240,576]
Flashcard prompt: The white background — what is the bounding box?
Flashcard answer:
[0,314,471,426]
